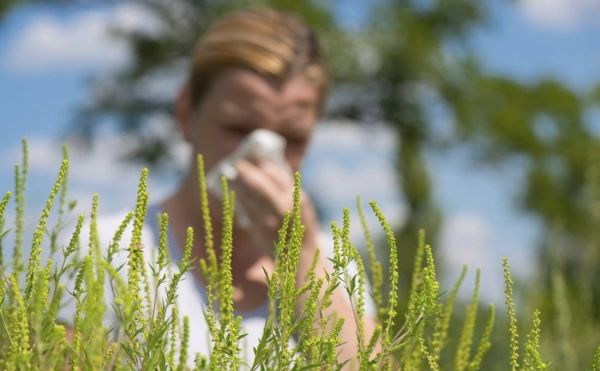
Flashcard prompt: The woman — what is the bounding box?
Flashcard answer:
[62,8,378,368]
[164,7,378,366]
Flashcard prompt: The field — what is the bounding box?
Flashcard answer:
[1,141,599,370]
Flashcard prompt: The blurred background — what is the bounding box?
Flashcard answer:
[1,0,599,368]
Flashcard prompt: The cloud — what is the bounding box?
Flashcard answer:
[4,3,161,72]
[441,212,495,270]
[310,120,397,151]
[0,119,189,213]
[308,162,399,203]
[439,210,536,303]
[518,0,600,30]
[439,211,504,302]
[303,121,406,242]
[309,160,405,241]
[3,135,126,187]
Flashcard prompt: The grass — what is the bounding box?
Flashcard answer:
[0,140,598,370]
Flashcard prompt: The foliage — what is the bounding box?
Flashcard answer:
[3,0,600,365]
[3,141,597,369]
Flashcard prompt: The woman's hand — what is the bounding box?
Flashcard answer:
[230,159,318,254]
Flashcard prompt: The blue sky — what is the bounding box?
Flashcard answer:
[0,0,599,301]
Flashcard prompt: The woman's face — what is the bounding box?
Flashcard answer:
[181,68,320,173]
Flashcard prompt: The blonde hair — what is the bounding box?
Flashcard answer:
[188,8,328,111]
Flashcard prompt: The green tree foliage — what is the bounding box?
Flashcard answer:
[0,0,19,20]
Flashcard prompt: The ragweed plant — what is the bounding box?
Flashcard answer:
[502,258,550,371]
[593,345,600,371]
[0,140,599,370]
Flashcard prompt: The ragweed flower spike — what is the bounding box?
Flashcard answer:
[593,345,600,371]
[179,315,190,370]
[25,159,68,301]
[467,304,495,371]
[6,274,31,369]
[455,269,481,371]
[523,309,549,370]
[13,139,28,277]
[126,168,149,346]
[0,191,11,267]
[157,213,169,271]
[356,196,383,315]
[369,200,398,362]
[503,257,520,371]
[431,266,467,365]
[197,155,218,288]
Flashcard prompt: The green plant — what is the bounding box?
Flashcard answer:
[0,140,598,370]
[593,345,600,371]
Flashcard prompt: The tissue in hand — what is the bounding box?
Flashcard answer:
[205,129,290,227]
